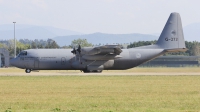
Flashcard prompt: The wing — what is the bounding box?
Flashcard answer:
[81,45,122,55]
[95,45,122,55]
[80,45,122,60]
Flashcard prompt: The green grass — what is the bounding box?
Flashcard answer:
[0,75,200,112]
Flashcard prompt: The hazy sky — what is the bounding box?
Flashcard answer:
[0,0,200,34]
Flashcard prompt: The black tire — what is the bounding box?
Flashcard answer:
[93,70,102,73]
[25,69,31,73]
[83,70,102,73]
[82,69,90,73]
[96,70,102,73]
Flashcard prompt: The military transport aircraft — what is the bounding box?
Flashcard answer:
[10,12,186,73]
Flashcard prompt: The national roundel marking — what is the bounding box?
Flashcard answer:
[136,53,141,58]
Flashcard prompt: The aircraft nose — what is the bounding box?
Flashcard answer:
[10,58,17,66]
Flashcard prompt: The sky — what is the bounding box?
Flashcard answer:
[0,0,200,34]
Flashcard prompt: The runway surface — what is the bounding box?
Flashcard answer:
[1,68,200,76]
[1,72,200,76]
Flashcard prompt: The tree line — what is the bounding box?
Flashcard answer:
[1,38,200,56]
[0,39,59,56]
[0,38,93,56]
[128,40,200,56]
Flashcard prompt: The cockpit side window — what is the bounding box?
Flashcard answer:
[17,51,27,57]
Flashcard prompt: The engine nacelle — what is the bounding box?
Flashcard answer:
[81,47,100,55]
[81,47,115,55]
[82,54,122,60]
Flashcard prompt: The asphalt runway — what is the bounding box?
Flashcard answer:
[1,72,200,76]
[1,67,200,76]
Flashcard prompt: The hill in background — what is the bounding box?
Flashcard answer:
[0,23,200,46]
[0,24,82,40]
[53,33,157,46]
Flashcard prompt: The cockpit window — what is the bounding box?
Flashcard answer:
[17,51,27,57]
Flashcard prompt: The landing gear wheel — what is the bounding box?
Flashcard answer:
[96,70,102,73]
[82,69,102,73]
[93,70,102,73]
[25,69,31,73]
[82,70,90,73]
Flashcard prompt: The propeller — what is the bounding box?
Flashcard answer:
[77,45,81,62]
[71,47,76,54]
[77,45,81,54]
[71,45,81,55]
[71,45,82,62]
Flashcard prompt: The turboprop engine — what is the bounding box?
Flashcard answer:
[81,47,115,55]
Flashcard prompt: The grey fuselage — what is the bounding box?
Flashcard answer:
[11,47,165,70]
[10,12,187,72]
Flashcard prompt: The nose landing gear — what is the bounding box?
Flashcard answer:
[25,69,31,73]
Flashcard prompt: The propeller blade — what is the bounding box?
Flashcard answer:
[71,47,76,54]
[77,45,81,53]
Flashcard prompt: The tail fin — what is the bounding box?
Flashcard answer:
[156,12,186,50]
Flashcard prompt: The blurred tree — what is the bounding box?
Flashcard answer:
[31,41,37,49]
[45,39,59,48]
[70,38,93,48]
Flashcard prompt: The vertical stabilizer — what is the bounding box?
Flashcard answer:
[156,13,186,50]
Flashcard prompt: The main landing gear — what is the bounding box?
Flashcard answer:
[25,69,31,73]
[82,70,102,73]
